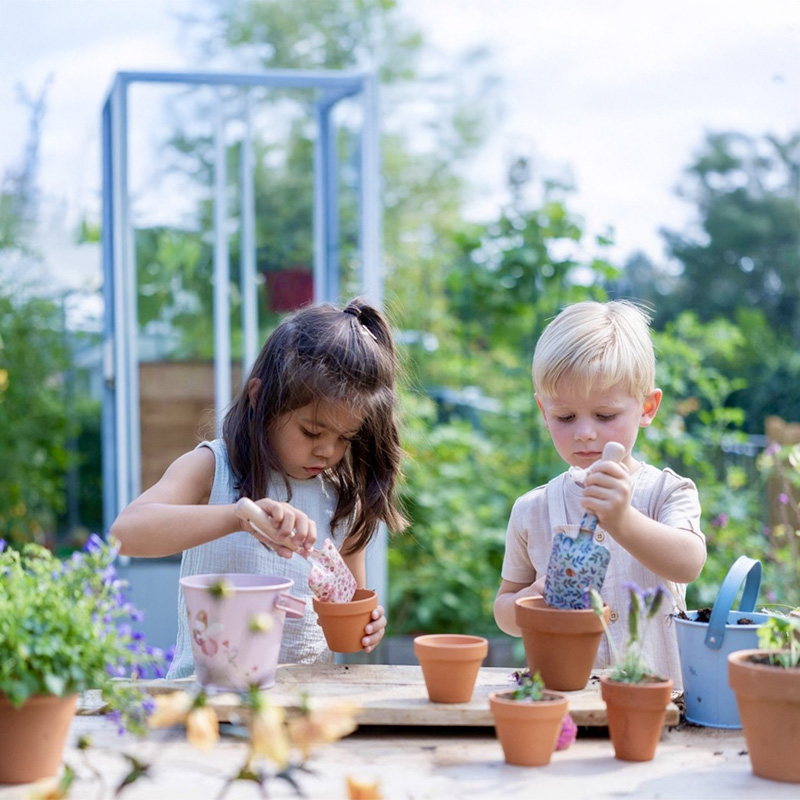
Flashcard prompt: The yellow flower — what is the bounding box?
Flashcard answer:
[208,579,233,599]
[148,691,194,729]
[287,701,359,760]
[186,705,219,751]
[248,697,290,769]
[249,612,274,633]
[345,775,383,800]
[148,690,218,751]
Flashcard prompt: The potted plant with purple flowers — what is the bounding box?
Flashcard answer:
[590,582,674,762]
[0,534,165,784]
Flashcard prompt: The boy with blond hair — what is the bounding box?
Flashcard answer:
[494,300,706,685]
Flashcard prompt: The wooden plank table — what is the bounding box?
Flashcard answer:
[79,664,680,728]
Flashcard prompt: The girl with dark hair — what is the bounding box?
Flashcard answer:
[111,298,407,677]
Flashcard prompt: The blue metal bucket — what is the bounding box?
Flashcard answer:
[674,556,771,728]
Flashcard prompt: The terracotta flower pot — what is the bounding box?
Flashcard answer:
[515,597,610,691]
[600,675,674,761]
[413,634,488,703]
[728,649,800,783]
[489,690,569,766]
[313,589,378,653]
[0,693,78,784]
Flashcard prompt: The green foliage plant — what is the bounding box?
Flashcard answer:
[0,285,72,546]
[589,584,667,684]
[389,393,521,636]
[0,534,165,734]
[757,611,800,669]
[757,442,800,590]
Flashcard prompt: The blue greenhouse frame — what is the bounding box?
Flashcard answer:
[101,69,382,531]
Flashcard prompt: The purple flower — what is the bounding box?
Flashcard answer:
[779,493,789,505]
[712,513,728,528]
[123,604,144,622]
[0,539,5,553]
[766,442,781,456]
[84,533,105,554]
[108,709,125,736]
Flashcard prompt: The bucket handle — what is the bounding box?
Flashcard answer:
[704,556,761,650]
[276,592,306,620]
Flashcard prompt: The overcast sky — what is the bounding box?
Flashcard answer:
[1,0,798,291]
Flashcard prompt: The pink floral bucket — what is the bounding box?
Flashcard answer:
[180,573,305,691]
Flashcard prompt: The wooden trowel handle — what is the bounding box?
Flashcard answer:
[601,441,626,463]
[577,442,626,535]
[235,497,302,554]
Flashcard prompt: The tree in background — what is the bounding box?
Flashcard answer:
[0,83,77,547]
[0,285,73,547]
[132,0,493,359]
[620,130,800,432]
[665,131,800,338]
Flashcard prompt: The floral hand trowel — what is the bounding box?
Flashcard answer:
[235,497,357,603]
[543,441,626,609]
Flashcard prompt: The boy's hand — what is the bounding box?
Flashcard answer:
[361,604,387,653]
[580,457,632,533]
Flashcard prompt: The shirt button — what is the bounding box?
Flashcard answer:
[595,532,605,542]
[610,611,619,623]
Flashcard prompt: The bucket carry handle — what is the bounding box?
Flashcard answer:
[704,556,761,650]
[276,592,306,619]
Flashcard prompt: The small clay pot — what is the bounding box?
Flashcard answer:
[489,690,569,766]
[413,634,488,703]
[0,693,78,784]
[728,648,800,783]
[313,589,378,653]
[515,596,610,691]
[600,675,674,762]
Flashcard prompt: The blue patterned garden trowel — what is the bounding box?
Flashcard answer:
[543,441,626,609]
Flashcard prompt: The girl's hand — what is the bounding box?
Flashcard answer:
[361,604,387,653]
[241,498,317,558]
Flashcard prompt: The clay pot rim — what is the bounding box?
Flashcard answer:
[0,692,80,709]
[180,573,295,592]
[413,634,489,651]
[488,689,568,706]
[413,634,489,663]
[599,674,673,686]
[312,588,377,615]
[515,596,608,615]
[728,648,800,671]
[515,596,610,636]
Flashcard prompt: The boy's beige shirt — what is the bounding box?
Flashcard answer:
[502,463,705,688]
